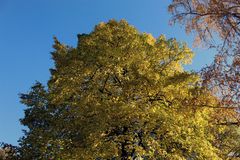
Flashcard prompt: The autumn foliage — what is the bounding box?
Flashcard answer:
[13,20,239,159]
[1,2,240,158]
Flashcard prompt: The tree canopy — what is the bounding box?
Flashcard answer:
[169,0,240,47]
[169,0,240,125]
[16,20,240,159]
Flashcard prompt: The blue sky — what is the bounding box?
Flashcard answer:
[0,0,215,145]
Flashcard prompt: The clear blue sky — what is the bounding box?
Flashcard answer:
[0,0,215,145]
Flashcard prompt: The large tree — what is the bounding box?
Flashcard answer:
[19,20,235,159]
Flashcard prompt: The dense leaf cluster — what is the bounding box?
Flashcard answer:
[15,20,240,159]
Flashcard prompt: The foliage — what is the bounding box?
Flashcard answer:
[0,143,19,160]
[18,20,237,159]
[169,0,240,120]
[169,1,240,158]
[202,49,240,108]
[169,0,240,47]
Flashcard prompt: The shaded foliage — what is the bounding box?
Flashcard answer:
[0,143,19,160]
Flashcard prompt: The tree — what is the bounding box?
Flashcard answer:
[201,50,240,125]
[169,0,240,47]
[169,1,240,157]
[18,83,55,159]
[19,20,232,159]
[169,0,240,120]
